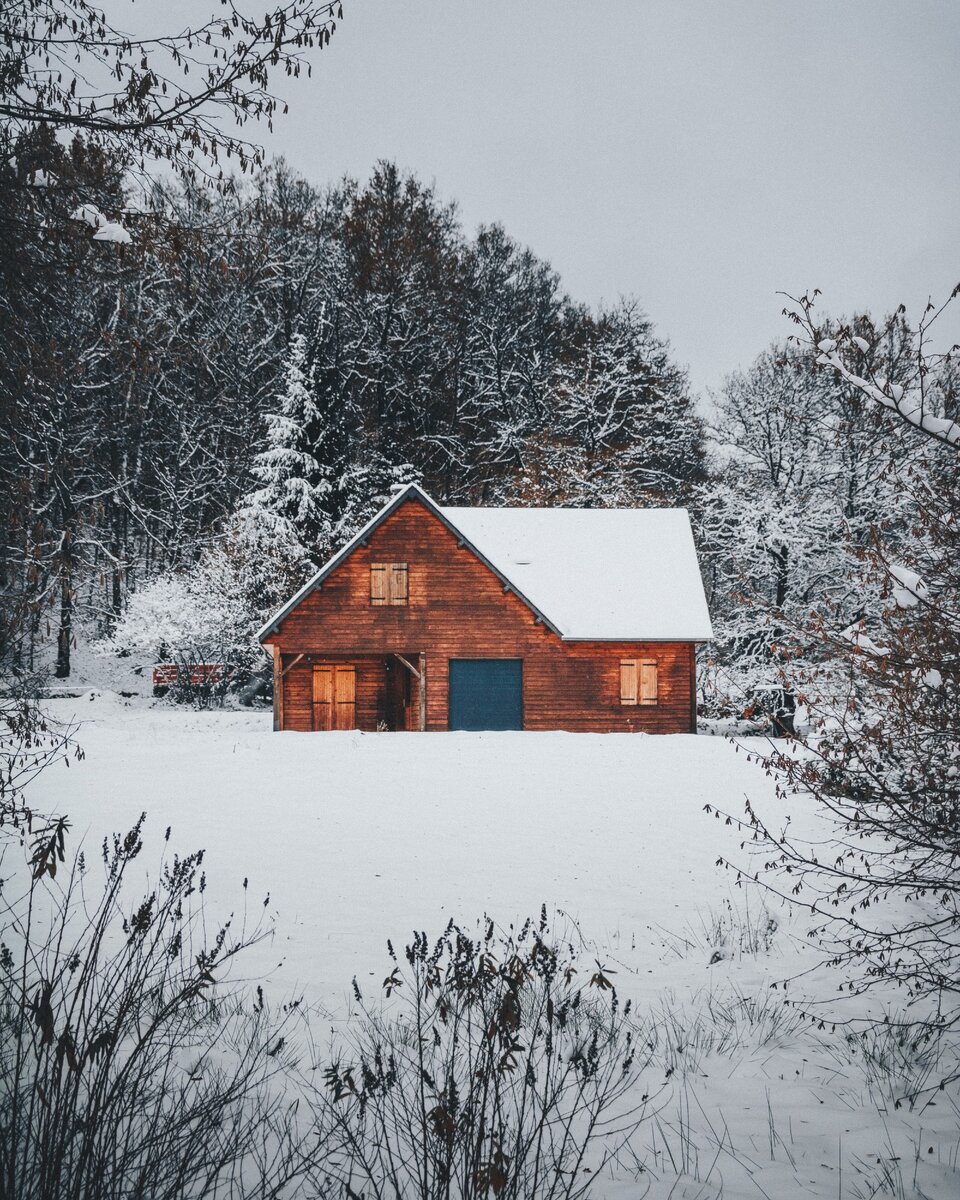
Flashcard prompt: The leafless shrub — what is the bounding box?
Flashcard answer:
[656,896,780,966]
[0,695,80,886]
[846,1019,960,1113]
[305,909,663,1200]
[0,817,310,1200]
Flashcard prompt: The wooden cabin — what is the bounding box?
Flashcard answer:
[258,484,713,733]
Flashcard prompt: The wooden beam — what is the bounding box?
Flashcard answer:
[418,651,427,732]
[271,644,282,731]
[394,652,421,680]
[280,652,305,679]
[689,643,698,734]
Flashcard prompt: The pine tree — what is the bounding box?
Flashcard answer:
[239,332,331,568]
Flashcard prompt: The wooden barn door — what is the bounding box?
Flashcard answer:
[312,664,357,730]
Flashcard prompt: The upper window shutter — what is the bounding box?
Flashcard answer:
[639,660,659,705]
[370,564,387,605]
[389,562,408,605]
[620,659,638,705]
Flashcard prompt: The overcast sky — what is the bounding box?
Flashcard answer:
[256,1,959,398]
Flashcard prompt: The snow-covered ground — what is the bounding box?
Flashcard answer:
[25,692,960,1199]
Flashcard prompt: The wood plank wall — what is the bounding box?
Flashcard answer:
[267,498,698,733]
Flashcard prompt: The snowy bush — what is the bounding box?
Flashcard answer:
[105,572,225,662]
[102,568,242,701]
[100,514,310,695]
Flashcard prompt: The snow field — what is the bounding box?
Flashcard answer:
[26,695,960,1199]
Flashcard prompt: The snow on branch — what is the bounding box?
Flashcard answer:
[70,203,132,245]
[888,562,929,610]
[781,287,960,451]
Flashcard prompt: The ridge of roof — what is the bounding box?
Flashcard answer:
[256,483,563,641]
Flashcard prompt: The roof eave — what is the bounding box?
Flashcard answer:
[560,634,713,643]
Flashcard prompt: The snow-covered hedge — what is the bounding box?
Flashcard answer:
[99,515,311,686]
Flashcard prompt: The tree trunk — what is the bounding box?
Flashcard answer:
[772,687,796,738]
[54,486,76,678]
[771,547,795,736]
[55,568,72,679]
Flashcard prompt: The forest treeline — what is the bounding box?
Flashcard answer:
[1,128,956,720]
[0,131,704,681]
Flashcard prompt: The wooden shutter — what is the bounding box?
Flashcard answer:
[334,666,357,729]
[639,660,659,705]
[620,659,638,705]
[388,562,408,605]
[312,664,334,730]
[370,563,387,605]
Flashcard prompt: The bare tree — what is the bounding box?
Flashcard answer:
[708,287,960,1031]
[698,327,916,734]
[1,0,345,179]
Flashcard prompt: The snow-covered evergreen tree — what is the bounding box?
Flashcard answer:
[331,456,420,545]
[238,331,331,568]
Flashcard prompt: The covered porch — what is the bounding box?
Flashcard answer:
[269,648,426,732]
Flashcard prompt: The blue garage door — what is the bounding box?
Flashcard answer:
[448,659,523,731]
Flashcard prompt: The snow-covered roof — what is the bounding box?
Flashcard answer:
[440,503,712,640]
[258,484,712,642]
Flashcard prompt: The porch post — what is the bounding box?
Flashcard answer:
[418,651,427,732]
[272,644,283,731]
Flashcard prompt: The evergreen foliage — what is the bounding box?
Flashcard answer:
[239,331,331,567]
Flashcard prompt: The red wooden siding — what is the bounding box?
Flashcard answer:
[265,497,698,733]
